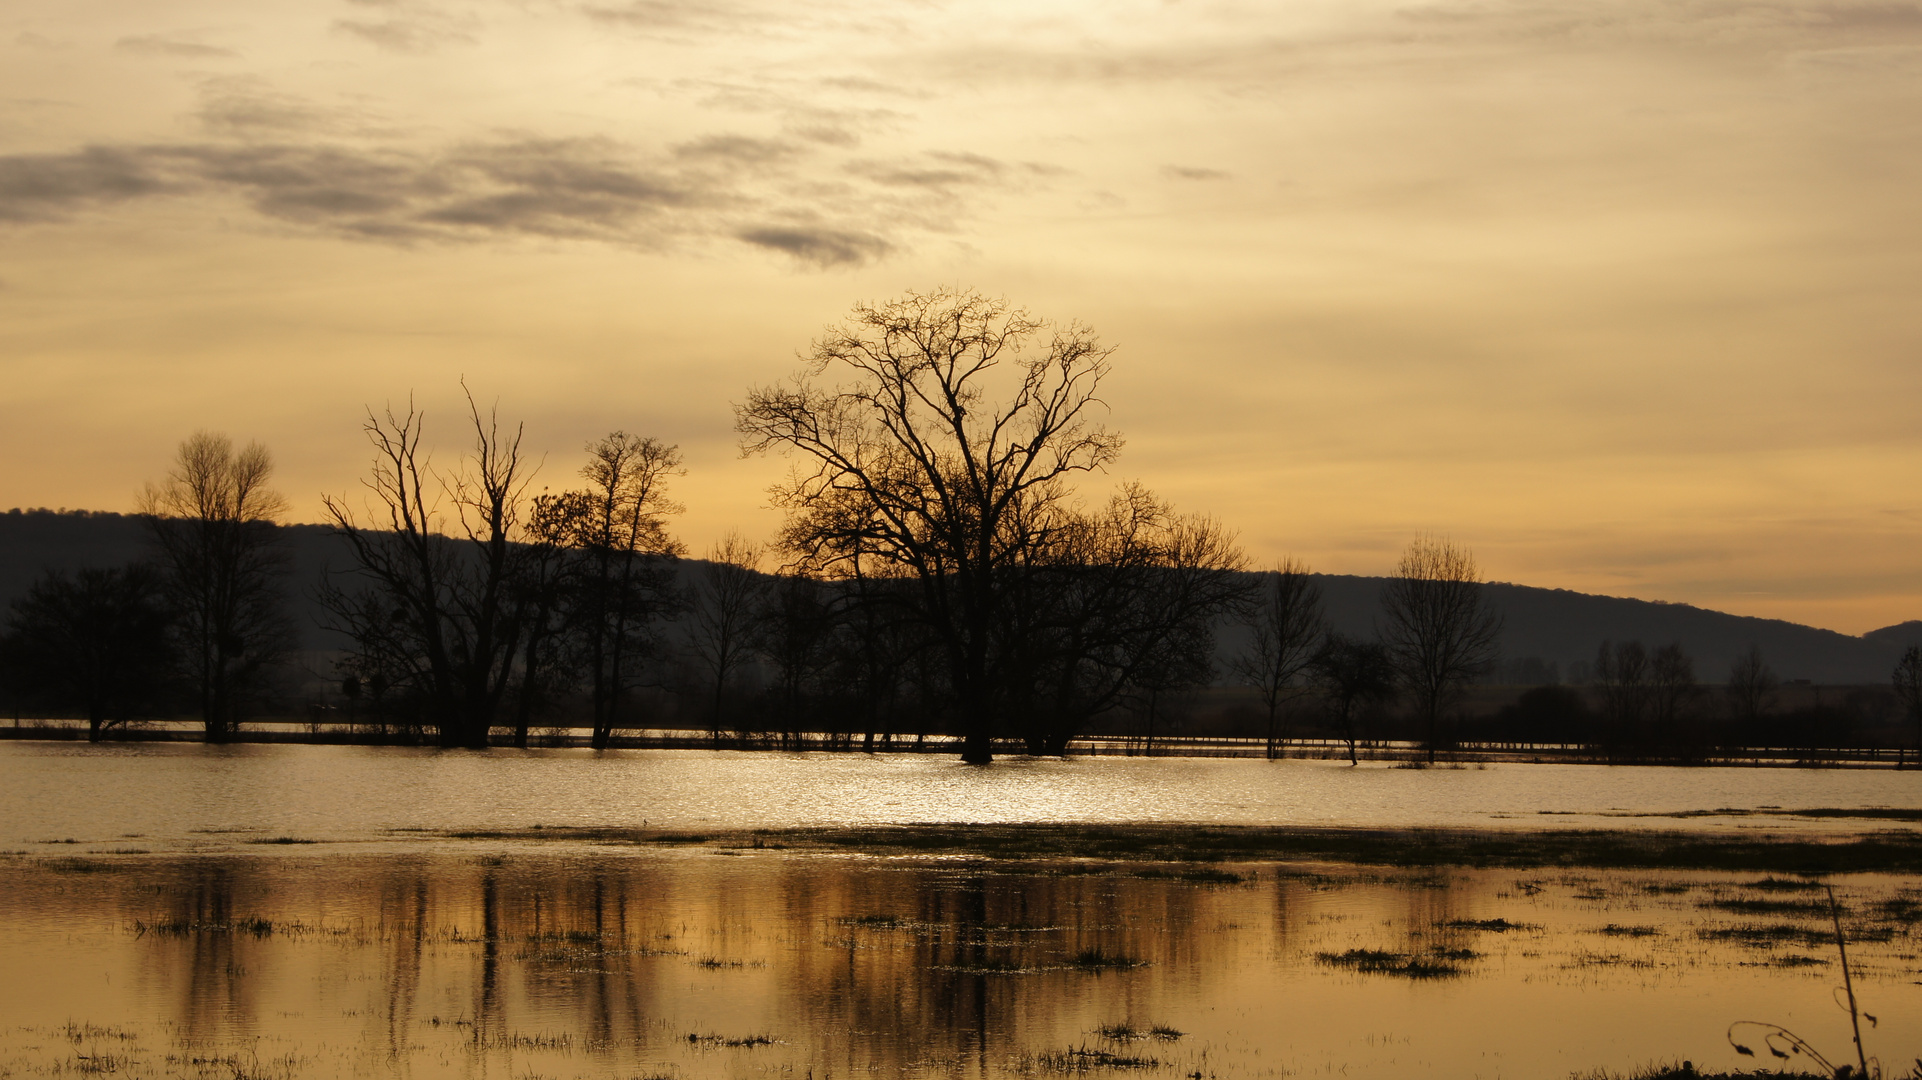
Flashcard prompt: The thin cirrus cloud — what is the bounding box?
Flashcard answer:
[113,34,239,59]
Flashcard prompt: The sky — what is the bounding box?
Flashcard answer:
[2,0,1919,635]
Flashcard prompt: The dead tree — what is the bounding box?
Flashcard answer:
[1231,557,1325,758]
[737,288,1122,763]
[320,392,538,749]
[139,433,294,741]
[1378,535,1501,762]
[1725,643,1779,725]
[687,532,764,743]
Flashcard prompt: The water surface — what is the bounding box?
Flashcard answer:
[1,850,1917,1080]
[4,742,1919,850]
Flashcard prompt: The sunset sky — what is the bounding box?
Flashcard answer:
[2,0,1918,634]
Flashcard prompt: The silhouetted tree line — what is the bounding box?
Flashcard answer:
[5,289,1921,762]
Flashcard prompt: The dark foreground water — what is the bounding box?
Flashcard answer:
[3,742,1920,849]
[2,742,1919,1079]
[1,850,1919,1080]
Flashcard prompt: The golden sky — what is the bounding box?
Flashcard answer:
[3,0,1919,633]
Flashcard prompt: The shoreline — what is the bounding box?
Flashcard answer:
[30,819,1901,874]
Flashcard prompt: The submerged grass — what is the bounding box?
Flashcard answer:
[402,820,1922,873]
[1315,947,1470,978]
[1071,947,1147,971]
[1441,917,1537,932]
[1032,1046,1163,1071]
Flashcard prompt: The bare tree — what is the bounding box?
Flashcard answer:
[1310,633,1396,766]
[1648,642,1697,741]
[544,433,685,750]
[1894,645,1922,768]
[1231,557,1325,759]
[319,392,539,749]
[1595,640,1650,743]
[1002,485,1248,756]
[687,531,764,742]
[1378,535,1502,762]
[737,288,1122,763]
[1726,643,1778,725]
[139,432,294,742]
[753,571,836,748]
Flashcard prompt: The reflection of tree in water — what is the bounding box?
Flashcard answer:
[109,852,1298,1074]
[129,861,259,1041]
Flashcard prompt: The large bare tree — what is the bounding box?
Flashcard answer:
[542,432,685,750]
[1725,643,1778,725]
[687,531,764,743]
[737,288,1122,763]
[139,432,293,741]
[320,392,538,748]
[1231,557,1325,759]
[1378,535,1501,762]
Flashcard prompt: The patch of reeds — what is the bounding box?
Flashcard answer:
[1071,947,1147,971]
[129,916,315,938]
[840,914,912,929]
[1130,867,1249,884]
[684,1033,776,1048]
[1597,924,1663,937]
[1095,1024,1184,1042]
[1032,1046,1163,1071]
[1699,897,1838,917]
[1440,917,1536,932]
[1314,947,1470,978]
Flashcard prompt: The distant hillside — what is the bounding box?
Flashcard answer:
[2,508,1915,685]
[1302,575,1914,685]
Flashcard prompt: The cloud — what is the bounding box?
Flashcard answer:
[0,131,966,266]
[1163,165,1229,181]
[672,134,803,167]
[736,224,890,266]
[846,151,1004,191]
[14,32,73,50]
[332,3,477,53]
[114,34,238,59]
[0,146,174,222]
[333,18,476,52]
[581,0,773,35]
[196,79,339,137]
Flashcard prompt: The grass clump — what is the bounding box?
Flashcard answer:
[1315,947,1469,978]
[1033,1046,1162,1071]
[1072,947,1147,971]
[1571,1061,1831,1080]
[1441,917,1535,932]
[711,1034,776,1048]
[1597,924,1663,937]
[1131,867,1249,884]
[840,914,911,929]
[1095,1024,1184,1042]
[1699,896,1837,917]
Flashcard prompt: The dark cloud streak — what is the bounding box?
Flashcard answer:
[0,127,1017,266]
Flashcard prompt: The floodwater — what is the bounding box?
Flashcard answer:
[3,742,1921,849]
[1,851,1919,1080]
[2,742,1920,1079]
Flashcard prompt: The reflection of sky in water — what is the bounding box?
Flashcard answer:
[0,852,1917,1080]
[2,743,1919,848]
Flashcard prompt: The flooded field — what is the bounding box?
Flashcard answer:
[2,848,1919,1080]
[4,742,1922,849]
[4,742,1921,1078]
